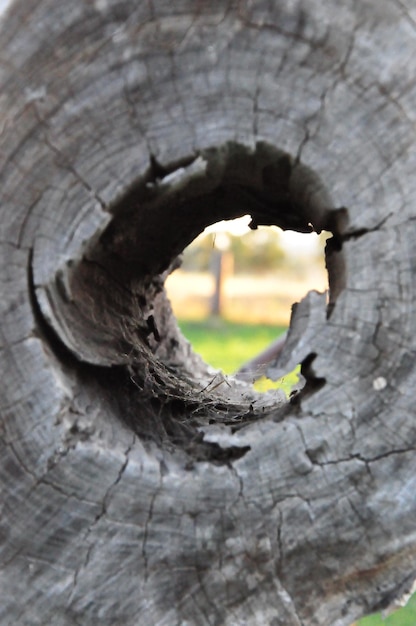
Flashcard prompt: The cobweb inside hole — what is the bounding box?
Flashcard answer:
[165,216,330,395]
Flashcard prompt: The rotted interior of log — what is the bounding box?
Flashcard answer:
[31,141,347,461]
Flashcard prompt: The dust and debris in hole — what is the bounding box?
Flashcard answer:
[122,357,288,464]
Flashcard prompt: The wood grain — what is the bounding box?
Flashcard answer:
[1,1,416,624]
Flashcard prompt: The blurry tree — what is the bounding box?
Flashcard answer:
[181,228,287,274]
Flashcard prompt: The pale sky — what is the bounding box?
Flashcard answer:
[204,215,323,256]
[0,0,11,16]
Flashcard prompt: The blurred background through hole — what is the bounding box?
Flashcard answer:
[165,215,330,394]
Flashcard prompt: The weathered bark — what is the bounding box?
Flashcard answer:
[1,1,416,625]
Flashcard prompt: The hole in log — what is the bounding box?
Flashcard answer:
[165,218,329,395]
[31,141,346,461]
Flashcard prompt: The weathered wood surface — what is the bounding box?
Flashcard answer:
[1,1,416,624]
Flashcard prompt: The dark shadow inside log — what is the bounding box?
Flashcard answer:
[30,141,347,461]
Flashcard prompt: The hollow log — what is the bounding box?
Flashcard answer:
[1,1,416,625]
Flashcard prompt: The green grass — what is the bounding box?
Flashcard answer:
[178,318,286,373]
[177,318,299,394]
[355,592,416,626]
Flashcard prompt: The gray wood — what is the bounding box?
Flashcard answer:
[1,1,416,624]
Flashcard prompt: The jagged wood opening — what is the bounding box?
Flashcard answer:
[165,221,331,380]
[166,221,330,391]
[33,141,345,461]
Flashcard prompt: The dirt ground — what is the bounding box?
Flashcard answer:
[165,265,328,325]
